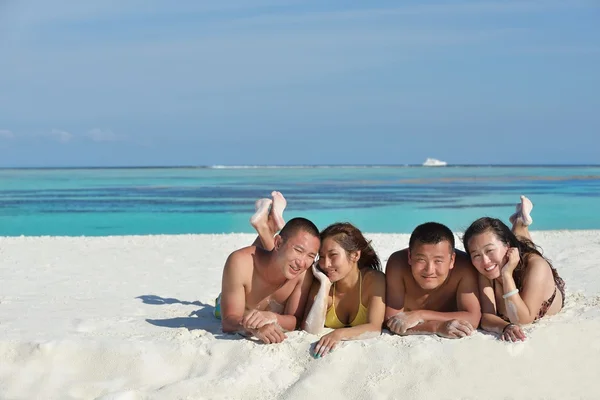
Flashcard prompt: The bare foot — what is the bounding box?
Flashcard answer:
[250,198,273,231]
[518,195,533,226]
[509,198,523,224]
[269,191,287,232]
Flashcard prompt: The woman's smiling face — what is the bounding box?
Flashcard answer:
[467,230,509,279]
[318,237,357,283]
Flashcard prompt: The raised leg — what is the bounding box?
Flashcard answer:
[249,192,288,250]
[269,191,287,233]
[510,195,533,241]
[250,198,276,250]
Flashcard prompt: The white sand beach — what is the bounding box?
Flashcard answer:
[1,231,600,400]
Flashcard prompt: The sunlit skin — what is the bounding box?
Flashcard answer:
[248,193,387,354]
[304,236,386,358]
[318,237,358,284]
[274,231,320,281]
[466,223,563,342]
[408,241,456,290]
[467,230,528,341]
[220,228,319,344]
[385,239,481,339]
[466,231,507,280]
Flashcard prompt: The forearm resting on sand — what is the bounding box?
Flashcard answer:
[481,313,513,334]
[303,281,331,334]
[244,309,297,332]
[223,310,295,333]
[312,321,381,358]
[223,314,288,344]
[222,315,248,334]
[387,310,479,336]
[415,310,481,329]
[405,320,443,335]
[386,312,444,336]
[334,324,382,341]
[273,313,297,332]
[407,319,475,339]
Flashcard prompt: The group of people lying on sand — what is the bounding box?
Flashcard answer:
[215,191,566,358]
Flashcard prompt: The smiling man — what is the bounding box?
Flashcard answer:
[385,222,481,339]
[219,217,320,344]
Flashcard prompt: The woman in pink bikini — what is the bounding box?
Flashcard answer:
[463,196,565,342]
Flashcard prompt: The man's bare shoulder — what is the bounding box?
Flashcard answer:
[229,245,259,257]
[385,249,410,274]
[225,246,263,273]
[451,254,478,280]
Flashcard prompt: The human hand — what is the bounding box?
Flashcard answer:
[501,247,520,276]
[436,319,474,339]
[312,263,331,286]
[386,311,424,335]
[251,323,287,344]
[313,330,343,358]
[242,310,278,330]
[501,323,526,342]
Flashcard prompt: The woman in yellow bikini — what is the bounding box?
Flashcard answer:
[249,192,386,358]
[303,222,386,358]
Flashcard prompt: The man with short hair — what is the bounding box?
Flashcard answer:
[219,217,320,344]
[385,222,481,338]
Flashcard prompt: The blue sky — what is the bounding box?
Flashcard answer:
[1,1,599,167]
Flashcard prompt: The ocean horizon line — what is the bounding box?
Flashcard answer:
[2,227,598,237]
[2,163,600,170]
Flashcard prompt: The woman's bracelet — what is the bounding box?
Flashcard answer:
[502,289,519,299]
[503,323,516,333]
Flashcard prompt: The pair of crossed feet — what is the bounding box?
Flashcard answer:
[250,191,287,235]
[510,195,534,227]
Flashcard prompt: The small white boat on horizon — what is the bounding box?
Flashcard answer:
[422,158,447,167]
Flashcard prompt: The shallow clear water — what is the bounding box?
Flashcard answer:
[1,166,599,236]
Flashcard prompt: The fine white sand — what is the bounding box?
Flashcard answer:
[1,231,600,400]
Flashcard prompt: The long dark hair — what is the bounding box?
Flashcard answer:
[320,222,382,271]
[462,217,558,289]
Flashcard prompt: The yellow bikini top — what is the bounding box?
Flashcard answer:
[324,271,369,329]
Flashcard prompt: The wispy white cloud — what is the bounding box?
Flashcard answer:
[46,129,74,143]
[85,128,123,142]
[0,129,16,139]
[2,128,127,144]
[35,128,127,143]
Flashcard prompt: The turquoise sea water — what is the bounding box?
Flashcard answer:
[1,166,599,236]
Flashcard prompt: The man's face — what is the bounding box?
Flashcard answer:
[276,230,320,280]
[408,240,455,290]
